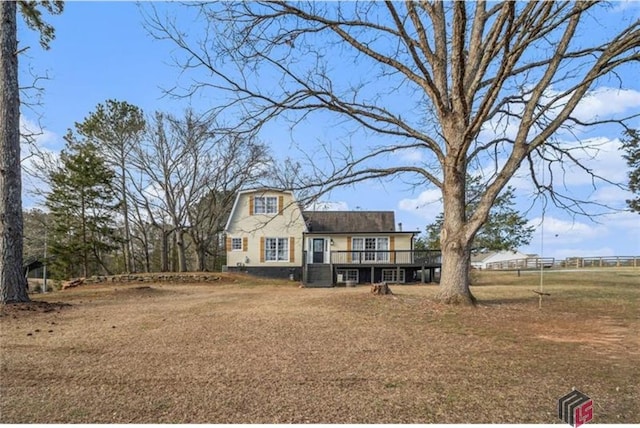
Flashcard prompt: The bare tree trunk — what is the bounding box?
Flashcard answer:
[141,233,151,273]
[0,1,29,303]
[170,231,177,272]
[189,228,208,272]
[160,228,169,272]
[176,229,187,272]
[130,201,152,273]
[80,191,88,278]
[92,245,113,276]
[438,237,474,305]
[195,243,206,272]
[121,163,133,273]
[211,239,220,272]
[438,173,476,304]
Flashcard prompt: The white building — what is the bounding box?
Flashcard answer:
[471,250,531,269]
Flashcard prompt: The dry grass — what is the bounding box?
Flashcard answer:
[1,269,639,423]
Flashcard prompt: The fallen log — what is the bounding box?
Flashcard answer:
[62,278,85,290]
[531,289,551,296]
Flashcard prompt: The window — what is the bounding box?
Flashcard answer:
[336,269,359,283]
[254,196,278,214]
[265,237,288,261]
[231,238,242,251]
[382,269,405,283]
[352,237,389,262]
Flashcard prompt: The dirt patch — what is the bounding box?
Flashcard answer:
[0,301,71,318]
[535,315,638,357]
[116,285,161,292]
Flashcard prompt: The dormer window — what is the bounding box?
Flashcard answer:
[254,196,278,214]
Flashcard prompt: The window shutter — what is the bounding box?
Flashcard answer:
[289,237,295,262]
[390,236,395,263]
[260,237,265,262]
[278,195,284,215]
[226,237,231,252]
[249,196,254,215]
[346,236,352,263]
[243,237,248,252]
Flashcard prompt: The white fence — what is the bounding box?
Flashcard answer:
[485,256,639,270]
[485,257,555,270]
[557,256,639,268]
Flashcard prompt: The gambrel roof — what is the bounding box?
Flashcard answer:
[302,211,396,233]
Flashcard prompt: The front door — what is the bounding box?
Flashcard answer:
[312,238,325,263]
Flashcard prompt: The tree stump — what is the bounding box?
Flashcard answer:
[371,282,393,296]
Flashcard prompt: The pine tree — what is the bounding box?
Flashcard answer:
[621,129,640,214]
[75,100,146,273]
[1,1,63,303]
[422,176,534,253]
[45,135,121,279]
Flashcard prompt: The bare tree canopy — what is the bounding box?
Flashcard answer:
[128,109,270,272]
[146,1,640,304]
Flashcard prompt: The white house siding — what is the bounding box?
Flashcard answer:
[226,190,305,269]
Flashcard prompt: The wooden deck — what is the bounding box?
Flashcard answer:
[329,249,441,267]
[304,250,442,285]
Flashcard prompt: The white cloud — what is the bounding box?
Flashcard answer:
[398,188,442,221]
[527,216,607,245]
[590,185,633,207]
[568,138,628,185]
[20,118,62,208]
[478,118,521,144]
[572,87,640,123]
[523,210,639,258]
[396,148,424,163]
[477,86,640,146]
[20,116,60,149]
[601,210,640,240]
[612,0,640,13]
[537,137,628,187]
[497,137,628,201]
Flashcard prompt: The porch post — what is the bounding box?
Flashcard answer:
[329,249,333,285]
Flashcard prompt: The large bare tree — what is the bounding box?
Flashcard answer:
[147,2,640,304]
[1,1,63,303]
[185,133,269,271]
[129,110,270,272]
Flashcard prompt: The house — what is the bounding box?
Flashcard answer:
[471,250,531,270]
[224,188,441,286]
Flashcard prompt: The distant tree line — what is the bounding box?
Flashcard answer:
[25,100,271,279]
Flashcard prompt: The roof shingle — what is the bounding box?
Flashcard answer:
[302,211,396,233]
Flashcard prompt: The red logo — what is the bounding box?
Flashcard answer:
[574,399,593,427]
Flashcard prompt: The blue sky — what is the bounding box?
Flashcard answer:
[18,1,640,260]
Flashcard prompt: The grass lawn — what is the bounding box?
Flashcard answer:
[1,269,638,423]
